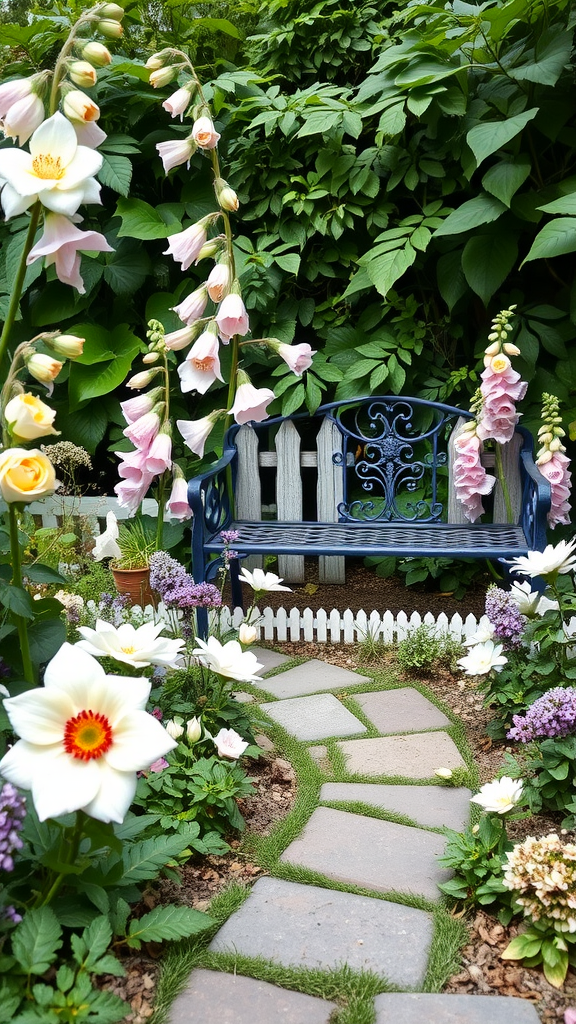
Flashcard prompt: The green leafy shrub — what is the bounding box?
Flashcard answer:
[396,623,462,673]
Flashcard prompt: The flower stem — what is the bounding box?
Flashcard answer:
[7,504,36,687]
[0,202,41,371]
[494,442,513,523]
[35,812,85,907]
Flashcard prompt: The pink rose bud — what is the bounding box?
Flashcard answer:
[82,42,112,66]
[69,61,98,88]
[191,115,220,150]
[63,90,100,122]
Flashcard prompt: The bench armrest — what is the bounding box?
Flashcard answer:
[520,448,551,551]
[188,447,236,541]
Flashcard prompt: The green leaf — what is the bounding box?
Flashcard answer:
[116,198,182,240]
[538,193,576,215]
[68,325,142,409]
[103,241,151,295]
[542,947,568,988]
[120,834,192,884]
[522,217,576,265]
[29,280,93,328]
[55,402,110,454]
[27,617,67,667]
[501,933,542,960]
[466,108,539,168]
[126,905,213,948]
[23,564,67,585]
[437,249,467,311]
[362,242,417,297]
[281,381,305,415]
[377,103,406,137]
[394,57,463,88]
[433,194,507,236]
[509,27,573,87]
[274,252,301,275]
[462,233,518,305]
[0,580,35,618]
[12,908,62,974]
[387,354,406,393]
[482,158,531,207]
[98,154,133,196]
[82,916,113,967]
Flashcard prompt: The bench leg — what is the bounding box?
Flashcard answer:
[195,605,209,641]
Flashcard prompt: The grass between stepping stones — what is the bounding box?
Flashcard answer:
[200,952,394,1024]
[423,907,469,992]
[319,798,449,835]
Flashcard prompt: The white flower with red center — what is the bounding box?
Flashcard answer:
[76,620,185,669]
[0,111,103,218]
[0,644,177,823]
[26,213,113,294]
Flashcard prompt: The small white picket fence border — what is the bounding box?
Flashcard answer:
[217,606,491,644]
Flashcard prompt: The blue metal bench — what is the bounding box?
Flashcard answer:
[187,396,551,638]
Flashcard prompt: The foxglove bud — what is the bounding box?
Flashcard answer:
[26,352,64,384]
[150,67,175,89]
[126,368,161,389]
[82,42,112,66]
[49,334,85,358]
[142,352,160,364]
[98,19,123,38]
[69,61,97,88]
[214,176,239,212]
[63,90,100,122]
[100,3,124,19]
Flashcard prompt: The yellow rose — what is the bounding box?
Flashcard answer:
[4,393,59,441]
[0,448,57,504]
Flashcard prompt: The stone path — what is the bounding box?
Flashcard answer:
[168,650,541,1024]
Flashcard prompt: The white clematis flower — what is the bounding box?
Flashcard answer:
[92,510,121,561]
[75,619,185,669]
[470,776,523,815]
[506,538,576,579]
[463,621,495,647]
[0,111,103,218]
[192,636,264,683]
[0,644,177,823]
[457,640,508,676]
[238,566,292,593]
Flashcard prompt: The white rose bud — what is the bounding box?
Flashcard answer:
[186,717,202,743]
[165,719,184,740]
[239,623,257,645]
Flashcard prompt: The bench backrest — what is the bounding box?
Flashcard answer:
[226,396,527,582]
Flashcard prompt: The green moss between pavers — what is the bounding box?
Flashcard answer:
[151,658,479,1023]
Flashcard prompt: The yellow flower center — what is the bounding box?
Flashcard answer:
[63,709,113,761]
[32,153,65,181]
[9,459,45,492]
[120,645,136,654]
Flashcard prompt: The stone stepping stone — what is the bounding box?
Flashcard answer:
[253,659,371,698]
[209,876,433,989]
[338,732,465,779]
[374,992,542,1023]
[168,968,337,1023]
[354,688,450,733]
[252,647,291,673]
[307,744,329,765]
[280,806,450,900]
[320,782,471,832]
[260,694,367,742]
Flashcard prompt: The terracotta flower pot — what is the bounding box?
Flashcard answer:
[111,566,155,607]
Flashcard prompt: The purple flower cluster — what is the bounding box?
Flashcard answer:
[220,529,239,545]
[97,592,131,626]
[149,551,221,609]
[508,687,576,743]
[0,782,26,873]
[485,585,526,649]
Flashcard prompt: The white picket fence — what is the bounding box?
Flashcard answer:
[218,605,489,644]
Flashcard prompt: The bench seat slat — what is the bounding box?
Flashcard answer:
[204,520,530,559]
